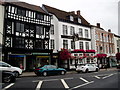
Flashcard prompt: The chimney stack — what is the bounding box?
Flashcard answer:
[96,23,100,28]
[77,10,80,15]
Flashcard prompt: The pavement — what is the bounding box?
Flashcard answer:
[21,67,118,77]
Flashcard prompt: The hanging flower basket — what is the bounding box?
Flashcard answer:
[86,50,96,53]
[96,54,107,58]
[79,57,84,59]
[116,53,120,60]
[73,49,85,53]
[59,48,71,60]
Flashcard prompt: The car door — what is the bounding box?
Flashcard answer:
[46,65,54,75]
[89,64,95,71]
[87,64,93,71]
[52,65,59,74]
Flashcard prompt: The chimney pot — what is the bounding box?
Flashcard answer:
[108,29,111,32]
[77,10,80,15]
[97,23,100,28]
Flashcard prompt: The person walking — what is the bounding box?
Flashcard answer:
[104,64,107,70]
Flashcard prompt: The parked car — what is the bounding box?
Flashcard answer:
[34,65,66,76]
[1,70,16,83]
[0,61,22,77]
[76,63,99,73]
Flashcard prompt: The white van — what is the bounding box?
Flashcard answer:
[0,61,22,77]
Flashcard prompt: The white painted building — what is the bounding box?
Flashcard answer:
[114,34,120,54]
[42,5,96,69]
[0,2,5,61]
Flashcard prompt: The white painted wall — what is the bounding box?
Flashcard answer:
[114,36,120,54]
[50,14,92,52]
[91,27,96,50]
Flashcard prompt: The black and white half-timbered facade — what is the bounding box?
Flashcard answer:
[2,1,52,71]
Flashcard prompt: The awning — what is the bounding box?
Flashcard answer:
[36,56,49,58]
[9,55,25,57]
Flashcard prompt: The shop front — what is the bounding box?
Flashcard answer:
[25,53,52,71]
[9,54,26,71]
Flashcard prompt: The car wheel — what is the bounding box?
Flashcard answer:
[96,68,99,72]
[14,71,19,77]
[61,71,65,75]
[43,72,47,76]
[85,69,89,73]
[3,75,11,83]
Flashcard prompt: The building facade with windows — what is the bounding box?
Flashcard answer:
[2,1,52,71]
[114,34,120,53]
[42,5,96,69]
[91,23,116,68]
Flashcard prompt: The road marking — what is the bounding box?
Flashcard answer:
[3,83,15,90]
[33,77,73,82]
[61,79,69,89]
[36,81,43,90]
[80,77,89,83]
[94,76,101,79]
[64,77,74,80]
[102,74,113,79]
[69,81,94,90]
[44,79,59,82]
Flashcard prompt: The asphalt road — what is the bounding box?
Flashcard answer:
[1,69,120,90]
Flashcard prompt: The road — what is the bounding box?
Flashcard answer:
[1,69,120,90]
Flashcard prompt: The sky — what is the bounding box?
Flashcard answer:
[19,0,119,35]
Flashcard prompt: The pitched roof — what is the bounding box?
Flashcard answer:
[1,0,46,14]
[43,4,90,27]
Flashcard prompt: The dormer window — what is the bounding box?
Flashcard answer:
[70,16,74,21]
[78,18,81,23]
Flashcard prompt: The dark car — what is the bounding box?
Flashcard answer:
[1,71,16,83]
[34,65,66,76]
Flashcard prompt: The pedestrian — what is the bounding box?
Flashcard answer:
[75,62,77,68]
[105,64,107,70]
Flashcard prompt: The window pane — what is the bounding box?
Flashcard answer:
[79,28,83,37]
[40,26,44,35]
[21,23,24,32]
[63,40,68,49]
[63,25,67,35]
[70,26,75,35]
[50,25,54,35]
[85,42,89,50]
[51,39,55,49]
[85,29,89,38]
[17,8,21,16]
[16,22,20,32]
[79,42,83,49]
[21,9,25,16]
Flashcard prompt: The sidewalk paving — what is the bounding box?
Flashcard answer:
[21,67,118,77]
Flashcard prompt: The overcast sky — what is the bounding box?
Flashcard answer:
[20,0,119,35]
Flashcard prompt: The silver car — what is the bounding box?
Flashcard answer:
[76,63,99,73]
[0,61,22,77]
